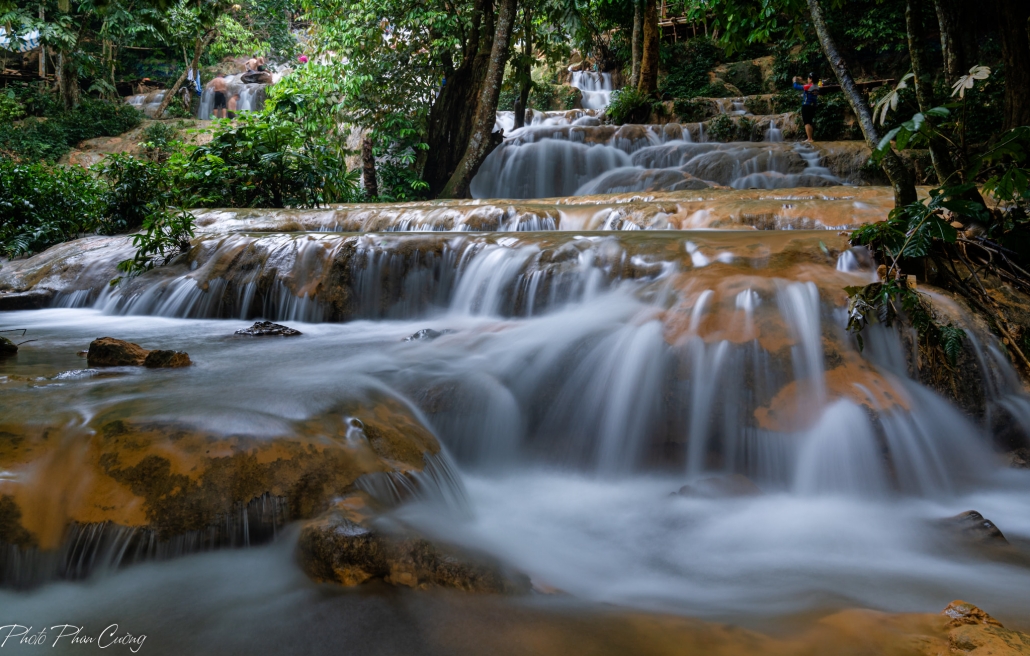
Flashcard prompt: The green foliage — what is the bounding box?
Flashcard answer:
[117,208,196,276]
[706,114,737,142]
[97,153,173,233]
[658,38,721,100]
[0,158,106,258]
[813,92,861,141]
[140,121,183,162]
[369,113,430,202]
[0,98,142,163]
[0,90,25,122]
[845,278,965,365]
[738,116,758,141]
[173,111,358,208]
[606,87,657,125]
[674,97,710,123]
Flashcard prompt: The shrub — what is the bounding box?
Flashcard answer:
[0,98,142,163]
[0,158,106,257]
[707,114,737,142]
[674,97,709,122]
[96,153,173,233]
[606,87,657,125]
[658,38,721,100]
[738,116,758,141]
[173,112,358,208]
[0,90,25,122]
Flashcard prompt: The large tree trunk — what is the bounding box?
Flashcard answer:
[422,0,494,197]
[933,0,972,83]
[997,0,1030,130]
[637,0,658,94]
[439,0,519,199]
[807,0,917,205]
[361,137,378,198]
[630,0,643,88]
[57,52,79,110]
[155,29,216,120]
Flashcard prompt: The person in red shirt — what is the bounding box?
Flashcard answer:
[793,73,821,143]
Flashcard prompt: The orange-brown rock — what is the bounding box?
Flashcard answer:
[297,493,529,593]
[0,397,440,554]
[87,337,150,366]
[143,350,192,368]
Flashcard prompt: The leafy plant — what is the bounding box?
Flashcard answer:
[96,153,174,233]
[605,86,657,125]
[117,208,196,276]
[0,159,106,257]
[707,114,737,142]
[0,90,25,122]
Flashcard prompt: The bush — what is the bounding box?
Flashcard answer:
[738,116,758,141]
[0,90,25,122]
[707,114,737,142]
[814,93,861,141]
[0,159,106,257]
[606,87,657,125]
[97,153,174,233]
[0,98,142,163]
[674,97,709,122]
[173,112,358,208]
[658,38,721,100]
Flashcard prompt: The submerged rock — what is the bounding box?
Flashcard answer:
[404,328,455,342]
[298,495,529,593]
[0,337,17,358]
[86,337,150,366]
[676,474,763,498]
[0,397,442,585]
[143,350,192,368]
[87,337,191,368]
[235,321,302,336]
[942,510,1008,545]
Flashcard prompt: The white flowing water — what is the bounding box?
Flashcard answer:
[569,70,614,110]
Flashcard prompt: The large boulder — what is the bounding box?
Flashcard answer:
[0,397,441,584]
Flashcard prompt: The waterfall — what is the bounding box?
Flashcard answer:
[569,70,613,110]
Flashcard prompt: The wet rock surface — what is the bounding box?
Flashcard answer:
[143,349,192,368]
[298,495,529,593]
[943,511,1009,545]
[86,337,150,366]
[0,337,17,357]
[235,321,302,336]
[676,474,763,498]
[0,396,442,585]
[0,289,54,310]
[404,329,454,342]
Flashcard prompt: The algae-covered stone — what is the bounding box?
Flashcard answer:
[297,496,529,593]
[87,337,150,366]
[143,350,192,368]
[0,336,16,358]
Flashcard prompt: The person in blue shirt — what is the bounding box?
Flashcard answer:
[793,73,820,143]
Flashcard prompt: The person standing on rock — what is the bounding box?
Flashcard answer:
[208,75,229,119]
[793,73,821,143]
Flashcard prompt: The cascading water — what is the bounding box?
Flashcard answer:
[3,73,1030,649]
[569,70,614,110]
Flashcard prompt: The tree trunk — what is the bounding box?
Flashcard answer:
[514,7,532,129]
[439,0,518,199]
[933,0,971,83]
[630,0,643,88]
[423,0,494,197]
[637,0,659,94]
[58,52,79,110]
[907,0,957,185]
[155,29,216,120]
[997,0,1030,130]
[807,0,917,205]
[361,137,378,198]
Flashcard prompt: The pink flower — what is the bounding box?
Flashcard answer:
[298,55,309,64]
